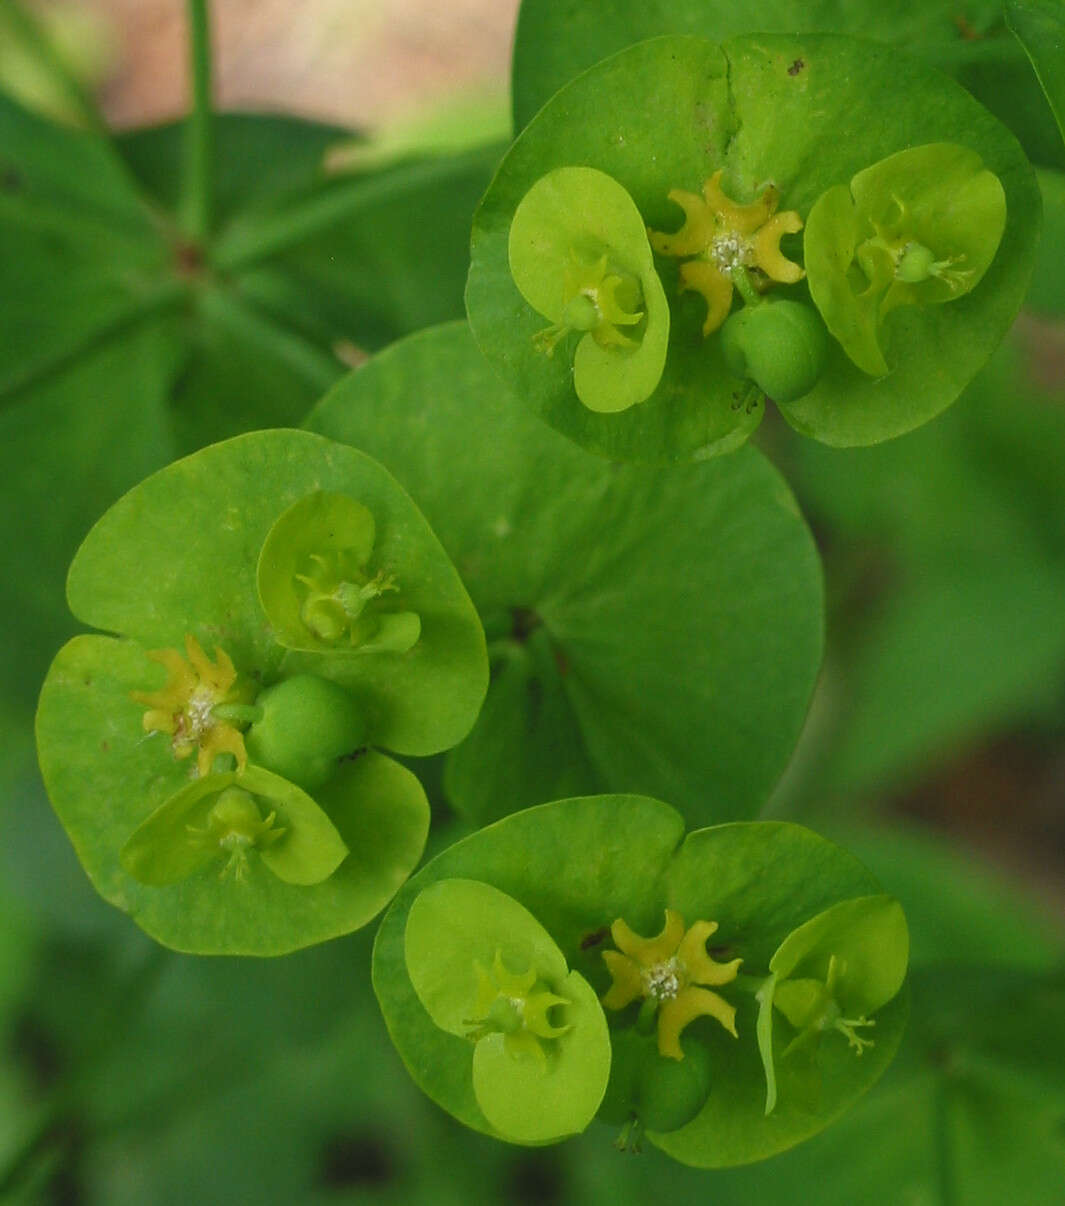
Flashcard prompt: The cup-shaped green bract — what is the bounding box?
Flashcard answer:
[257,491,421,656]
[404,878,611,1143]
[468,35,1037,457]
[120,765,349,887]
[755,895,909,1116]
[36,430,488,954]
[373,795,909,1165]
[507,166,670,413]
[805,143,1008,377]
[719,300,828,403]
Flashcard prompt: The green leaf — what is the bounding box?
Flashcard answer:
[1007,0,1065,148]
[118,113,356,227]
[64,429,487,757]
[119,765,349,887]
[469,35,1038,457]
[374,797,907,1164]
[308,323,823,827]
[37,633,430,954]
[508,166,669,412]
[405,877,611,1143]
[511,0,1008,132]
[0,89,166,399]
[785,312,1065,792]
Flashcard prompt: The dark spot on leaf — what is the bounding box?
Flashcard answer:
[553,646,569,677]
[788,58,805,76]
[82,678,92,687]
[510,606,542,643]
[100,741,109,752]
[318,1130,397,1188]
[173,239,205,276]
[580,926,610,950]
[1,165,23,193]
[504,1149,565,1206]
[339,746,368,763]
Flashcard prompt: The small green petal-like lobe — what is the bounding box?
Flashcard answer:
[257,490,421,656]
[806,144,1007,376]
[119,765,348,887]
[404,878,611,1143]
[508,166,669,413]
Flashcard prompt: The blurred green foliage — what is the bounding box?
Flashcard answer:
[1,0,1063,1201]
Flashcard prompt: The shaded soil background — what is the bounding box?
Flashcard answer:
[36,0,519,129]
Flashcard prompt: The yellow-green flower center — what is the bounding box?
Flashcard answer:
[602,909,742,1060]
[131,634,249,777]
[467,949,571,1064]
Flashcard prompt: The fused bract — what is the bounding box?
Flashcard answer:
[404,878,611,1143]
[36,430,488,955]
[805,143,1007,376]
[469,35,1038,455]
[508,166,670,413]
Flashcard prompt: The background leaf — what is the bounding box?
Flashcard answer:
[1007,0,1065,146]
[308,322,823,827]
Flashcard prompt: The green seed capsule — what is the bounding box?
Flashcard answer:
[599,1027,713,1135]
[245,674,367,791]
[720,300,828,403]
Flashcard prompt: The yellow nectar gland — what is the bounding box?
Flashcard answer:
[602,909,742,1060]
[466,949,571,1065]
[649,171,804,335]
[131,634,248,776]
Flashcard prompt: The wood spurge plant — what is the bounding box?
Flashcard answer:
[8,0,1065,1199]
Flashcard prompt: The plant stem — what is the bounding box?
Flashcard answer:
[211,146,494,272]
[182,0,214,243]
[731,265,763,309]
